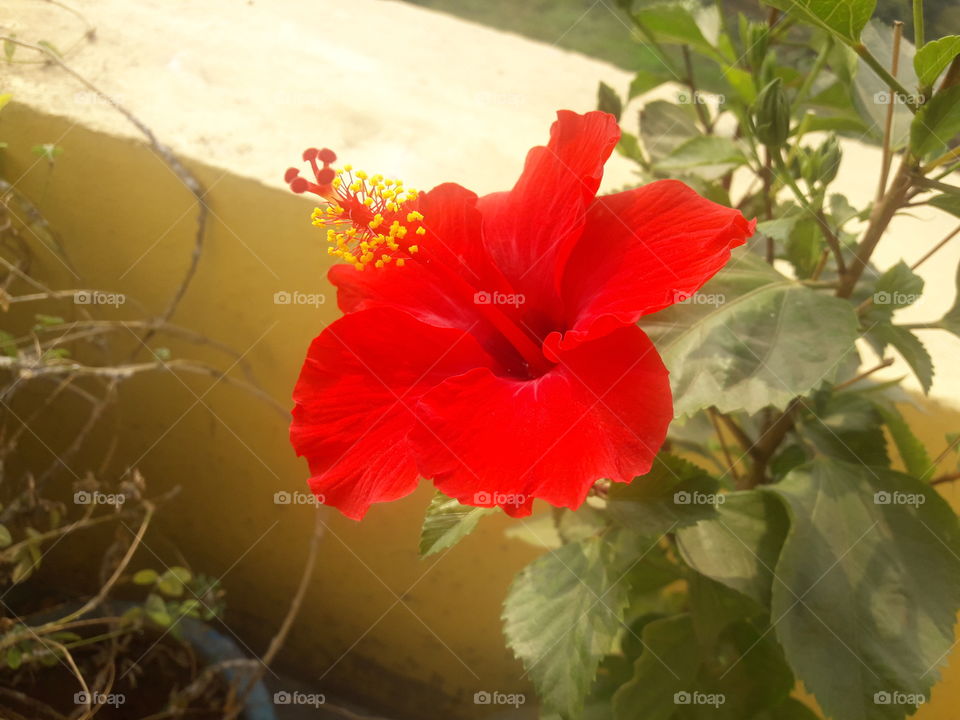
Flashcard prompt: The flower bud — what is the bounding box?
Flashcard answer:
[818,136,842,185]
[754,78,790,148]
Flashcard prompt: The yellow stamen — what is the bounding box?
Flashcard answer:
[310,165,424,271]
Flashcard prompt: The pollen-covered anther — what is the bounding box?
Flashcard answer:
[287,152,427,271]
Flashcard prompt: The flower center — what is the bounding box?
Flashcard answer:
[285,148,554,377]
[285,148,425,271]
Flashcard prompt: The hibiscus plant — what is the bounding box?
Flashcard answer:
[284,0,960,718]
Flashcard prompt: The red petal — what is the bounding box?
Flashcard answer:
[412,325,671,516]
[554,180,755,354]
[290,308,491,519]
[477,111,620,325]
[328,183,522,367]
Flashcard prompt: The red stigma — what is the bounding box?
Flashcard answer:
[285,146,339,198]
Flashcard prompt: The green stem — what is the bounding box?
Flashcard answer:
[923,145,960,174]
[913,0,925,49]
[630,16,683,80]
[793,36,833,109]
[915,176,960,195]
[877,22,904,202]
[62,628,132,650]
[837,156,916,298]
[933,161,960,181]
[772,152,847,275]
[854,43,918,112]
[715,0,733,52]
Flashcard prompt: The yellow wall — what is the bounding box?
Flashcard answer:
[1,102,538,719]
[3,101,960,719]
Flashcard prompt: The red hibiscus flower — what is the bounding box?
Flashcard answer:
[284,110,754,520]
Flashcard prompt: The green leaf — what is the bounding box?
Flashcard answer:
[178,598,202,617]
[0,94,10,112]
[625,43,679,100]
[796,391,890,467]
[3,37,14,63]
[931,261,960,338]
[628,70,670,100]
[785,218,822,279]
[640,101,698,163]
[168,566,192,583]
[725,66,757,104]
[121,606,144,625]
[419,493,493,558]
[676,491,789,607]
[612,614,700,720]
[853,21,919,146]
[928,193,960,219]
[558,504,608,543]
[688,573,762,649]
[796,111,872,135]
[33,313,64,327]
[699,621,796,719]
[763,0,875,43]
[0,524,11,549]
[653,136,748,179]
[756,210,802,245]
[5,646,22,670]
[608,454,720,536]
[598,82,623,122]
[829,193,863,227]
[911,86,960,159]
[144,593,173,627]
[872,401,932,478]
[11,554,36,585]
[771,443,810,481]
[504,537,630,719]
[157,567,191,597]
[763,459,960,720]
[633,5,718,58]
[914,35,960,88]
[869,261,924,315]
[622,541,683,598]
[132,568,159,585]
[643,250,860,416]
[867,323,934,393]
[616,131,646,165]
